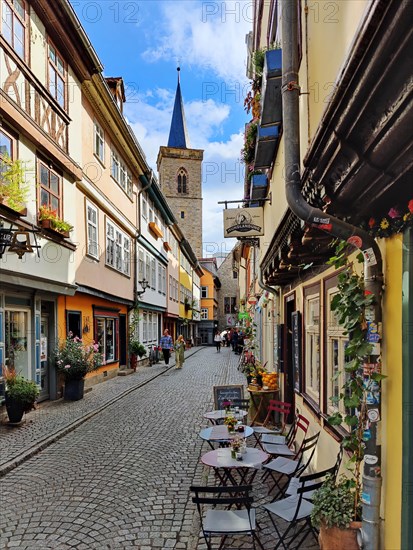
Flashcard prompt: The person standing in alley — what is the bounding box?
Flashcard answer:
[174,334,186,369]
[160,329,173,365]
[214,330,222,352]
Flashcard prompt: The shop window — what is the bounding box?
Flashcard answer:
[66,311,81,338]
[304,289,320,404]
[96,316,117,363]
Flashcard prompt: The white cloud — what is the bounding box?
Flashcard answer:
[141,1,251,85]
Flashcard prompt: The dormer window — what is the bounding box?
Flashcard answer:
[177,167,187,194]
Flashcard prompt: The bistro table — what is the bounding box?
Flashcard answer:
[201,447,269,486]
[199,425,254,449]
[203,409,248,425]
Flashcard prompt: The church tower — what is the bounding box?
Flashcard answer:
[157,68,204,258]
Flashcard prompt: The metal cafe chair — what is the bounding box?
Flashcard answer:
[261,414,310,458]
[252,400,292,449]
[190,484,264,550]
[263,432,320,500]
[261,460,343,550]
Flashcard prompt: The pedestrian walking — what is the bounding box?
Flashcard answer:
[231,329,239,353]
[174,334,186,369]
[159,329,173,365]
[214,330,222,352]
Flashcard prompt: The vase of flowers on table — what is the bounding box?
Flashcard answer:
[222,400,232,413]
[224,413,237,433]
[230,436,243,459]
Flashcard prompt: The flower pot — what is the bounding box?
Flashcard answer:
[319,522,361,550]
[5,393,26,423]
[64,379,85,401]
[130,353,137,372]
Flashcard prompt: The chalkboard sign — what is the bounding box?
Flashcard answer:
[291,311,302,393]
[213,385,244,410]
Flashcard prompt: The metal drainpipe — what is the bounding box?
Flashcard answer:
[281,2,383,548]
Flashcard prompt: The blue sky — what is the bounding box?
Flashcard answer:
[71,0,253,256]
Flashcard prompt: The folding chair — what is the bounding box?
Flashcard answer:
[190,485,264,550]
[262,414,310,457]
[264,432,320,499]
[252,400,292,448]
[262,461,344,550]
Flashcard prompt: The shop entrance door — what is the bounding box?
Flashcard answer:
[5,309,31,380]
[39,315,50,401]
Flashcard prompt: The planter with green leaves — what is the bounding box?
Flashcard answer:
[0,155,29,215]
[3,366,39,423]
[38,205,73,237]
[311,474,361,550]
[129,340,147,371]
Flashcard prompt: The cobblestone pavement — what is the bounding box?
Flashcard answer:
[0,347,319,549]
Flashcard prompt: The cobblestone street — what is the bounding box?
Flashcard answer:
[0,347,319,549]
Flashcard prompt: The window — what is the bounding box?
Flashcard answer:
[66,311,81,339]
[94,121,104,163]
[142,197,147,220]
[138,248,144,281]
[145,253,150,281]
[224,297,237,314]
[142,312,147,342]
[304,290,320,404]
[1,0,26,59]
[0,128,13,161]
[48,42,65,108]
[162,267,166,295]
[180,211,185,219]
[201,286,208,299]
[86,201,99,258]
[111,149,132,196]
[158,263,162,293]
[38,161,62,215]
[177,167,187,193]
[105,220,130,276]
[151,258,156,289]
[233,270,238,279]
[96,317,116,363]
[326,287,349,418]
[201,308,208,320]
[149,205,154,223]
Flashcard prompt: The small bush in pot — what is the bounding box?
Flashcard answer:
[129,340,147,358]
[3,366,39,423]
[311,475,361,550]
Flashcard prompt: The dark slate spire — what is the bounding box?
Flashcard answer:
[167,67,190,148]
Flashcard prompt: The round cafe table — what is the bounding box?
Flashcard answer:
[203,409,248,425]
[201,447,269,486]
[199,425,254,449]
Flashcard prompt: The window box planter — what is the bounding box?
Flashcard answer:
[39,218,70,238]
[148,221,163,239]
[261,49,282,127]
[163,241,172,252]
[254,124,281,169]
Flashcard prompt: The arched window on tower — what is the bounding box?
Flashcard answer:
[177,168,188,194]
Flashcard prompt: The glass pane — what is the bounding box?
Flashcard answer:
[57,56,64,75]
[57,77,64,107]
[5,310,29,377]
[40,189,49,206]
[1,6,12,44]
[40,164,49,186]
[50,172,59,194]
[14,19,24,58]
[15,0,25,19]
[105,319,114,361]
[96,318,105,356]
[51,195,59,211]
[49,44,56,64]
[0,130,12,158]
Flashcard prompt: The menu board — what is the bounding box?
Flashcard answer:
[291,311,302,393]
[213,385,244,410]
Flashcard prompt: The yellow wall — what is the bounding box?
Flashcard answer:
[382,235,403,550]
[200,270,216,320]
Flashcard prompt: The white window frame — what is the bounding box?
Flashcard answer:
[201,308,208,320]
[142,196,148,220]
[304,292,321,403]
[94,121,104,163]
[326,287,349,419]
[151,258,156,289]
[86,201,99,259]
[111,149,132,197]
[201,286,208,299]
[105,219,130,276]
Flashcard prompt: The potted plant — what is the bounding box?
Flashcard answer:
[54,334,103,400]
[0,155,29,215]
[129,339,147,371]
[311,475,361,550]
[3,365,39,424]
[38,205,73,237]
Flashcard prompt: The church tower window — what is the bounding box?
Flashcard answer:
[177,168,188,194]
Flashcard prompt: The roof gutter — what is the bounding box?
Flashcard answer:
[281,2,383,548]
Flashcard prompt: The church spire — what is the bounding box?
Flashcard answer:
[167,67,190,148]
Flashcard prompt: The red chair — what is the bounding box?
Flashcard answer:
[252,400,292,449]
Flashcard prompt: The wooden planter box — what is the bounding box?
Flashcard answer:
[39,218,70,238]
[0,201,27,217]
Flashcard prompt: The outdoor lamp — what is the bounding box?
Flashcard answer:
[137,278,149,296]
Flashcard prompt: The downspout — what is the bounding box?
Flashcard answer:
[281,2,383,549]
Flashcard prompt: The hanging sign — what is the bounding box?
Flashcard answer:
[223,207,264,237]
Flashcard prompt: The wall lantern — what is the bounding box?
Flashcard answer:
[0,223,40,259]
[137,278,149,297]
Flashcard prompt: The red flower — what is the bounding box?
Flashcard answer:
[408,199,413,214]
[368,217,375,228]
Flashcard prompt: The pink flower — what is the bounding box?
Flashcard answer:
[388,207,400,219]
[93,344,99,352]
[64,364,71,369]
